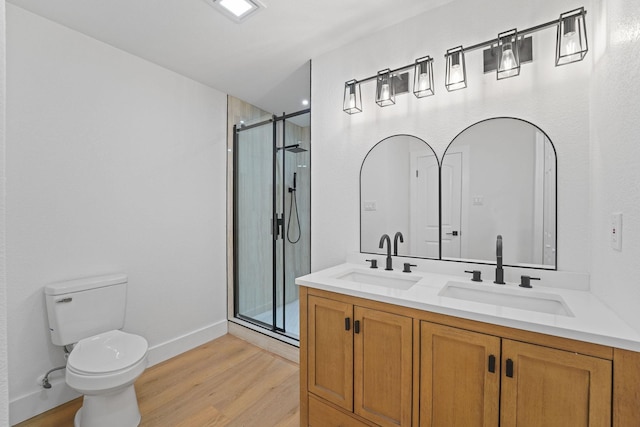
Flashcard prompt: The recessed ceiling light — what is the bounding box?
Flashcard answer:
[204,0,265,23]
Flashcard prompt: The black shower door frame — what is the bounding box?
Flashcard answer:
[233,108,310,339]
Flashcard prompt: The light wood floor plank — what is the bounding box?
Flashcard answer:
[16,334,300,427]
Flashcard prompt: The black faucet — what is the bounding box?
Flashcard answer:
[379,234,393,271]
[393,231,404,256]
[495,235,505,284]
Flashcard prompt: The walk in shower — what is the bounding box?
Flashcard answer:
[233,110,310,340]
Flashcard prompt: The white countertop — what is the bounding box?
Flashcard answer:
[296,261,640,352]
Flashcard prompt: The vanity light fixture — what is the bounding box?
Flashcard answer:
[376,69,396,107]
[497,29,520,79]
[341,7,587,114]
[343,80,362,114]
[445,7,588,90]
[556,8,588,66]
[413,56,435,98]
[445,47,467,91]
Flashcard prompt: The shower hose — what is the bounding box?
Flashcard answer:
[287,188,301,244]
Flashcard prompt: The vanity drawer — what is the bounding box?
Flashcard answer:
[308,395,372,427]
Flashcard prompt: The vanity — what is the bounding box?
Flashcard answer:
[297,259,640,427]
[298,118,640,426]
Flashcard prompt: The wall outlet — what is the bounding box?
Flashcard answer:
[611,212,622,251]
[363,201,377,212]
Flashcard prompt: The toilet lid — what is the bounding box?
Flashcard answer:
[68,330,148,374]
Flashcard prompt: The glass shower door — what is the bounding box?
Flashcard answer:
[234,120,275,330]
[234,110,310,340]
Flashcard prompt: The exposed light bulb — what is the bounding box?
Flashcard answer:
[380,83,390,101]
[418,73,430,92]
[301,99,309,106]
[349,93,356,109]
[450,64,463,84]
[499,43,518,78]
[564,37,578,55]
[563,28,579,56]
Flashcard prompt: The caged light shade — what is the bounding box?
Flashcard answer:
[376,69,396,107]
[556,7,588,66]
[343,80,362,114]
[445,46,467,91]
[497,29,520,80]
[413,56,435,98]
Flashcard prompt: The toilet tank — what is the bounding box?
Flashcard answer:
[45,274,128,346]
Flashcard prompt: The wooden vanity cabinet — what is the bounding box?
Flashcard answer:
[306,295,413,427]
[500,339,612,427]
[301,287,637,427]
[420,322,612,427]
[420,323,501,427]
[307,296,353,410]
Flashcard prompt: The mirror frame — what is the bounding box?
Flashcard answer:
[359,134,440,259]
[358,118,558,270]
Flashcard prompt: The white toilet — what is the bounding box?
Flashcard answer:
[45,274,148,427]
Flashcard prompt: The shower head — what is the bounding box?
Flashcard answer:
[287,146,308,153]
[279,144,308,153]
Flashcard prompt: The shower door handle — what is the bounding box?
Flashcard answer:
[271,214,284,240]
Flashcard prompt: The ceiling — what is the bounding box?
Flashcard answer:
[8,0,452,115]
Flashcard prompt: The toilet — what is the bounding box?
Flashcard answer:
[45,274,148,427]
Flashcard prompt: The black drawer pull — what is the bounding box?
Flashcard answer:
[354,320,360,334]
[488,354,496,373]
[506,358,514,378]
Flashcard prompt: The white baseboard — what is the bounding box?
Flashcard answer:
[9,320,228,426]
[146,320,228,367]
[9,379,80,426]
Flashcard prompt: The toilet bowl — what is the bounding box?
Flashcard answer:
[66,330,149,427]
[44,274,148,427]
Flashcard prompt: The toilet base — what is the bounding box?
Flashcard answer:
[74,384,141,427]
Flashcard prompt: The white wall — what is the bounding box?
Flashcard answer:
[311,0,592,273]
[6,5,228,423]
[0,1,9,425]
[589,0,640,331]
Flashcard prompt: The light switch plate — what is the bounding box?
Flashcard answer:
[611,212,622,251]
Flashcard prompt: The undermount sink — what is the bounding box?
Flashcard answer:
[335,270,421,290]
[439,281,573,316]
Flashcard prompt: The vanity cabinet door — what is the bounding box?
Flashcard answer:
[420,322,501,427]
[500,339,612,427]
[354,306,413,427]
[307,296,354,411]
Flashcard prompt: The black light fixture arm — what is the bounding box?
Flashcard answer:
[354,63,416,86]
[451,10,588,55]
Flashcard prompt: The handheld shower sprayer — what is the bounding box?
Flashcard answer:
[289,172,297,193]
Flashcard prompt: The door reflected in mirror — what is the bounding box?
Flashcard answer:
[360,135,439,259]
[441,118,556,269]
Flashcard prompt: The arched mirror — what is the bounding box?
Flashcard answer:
[441,118,557,269]
[360,135,439,259]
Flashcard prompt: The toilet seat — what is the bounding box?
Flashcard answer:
[66,330,148,395]
[68,330,148,375]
